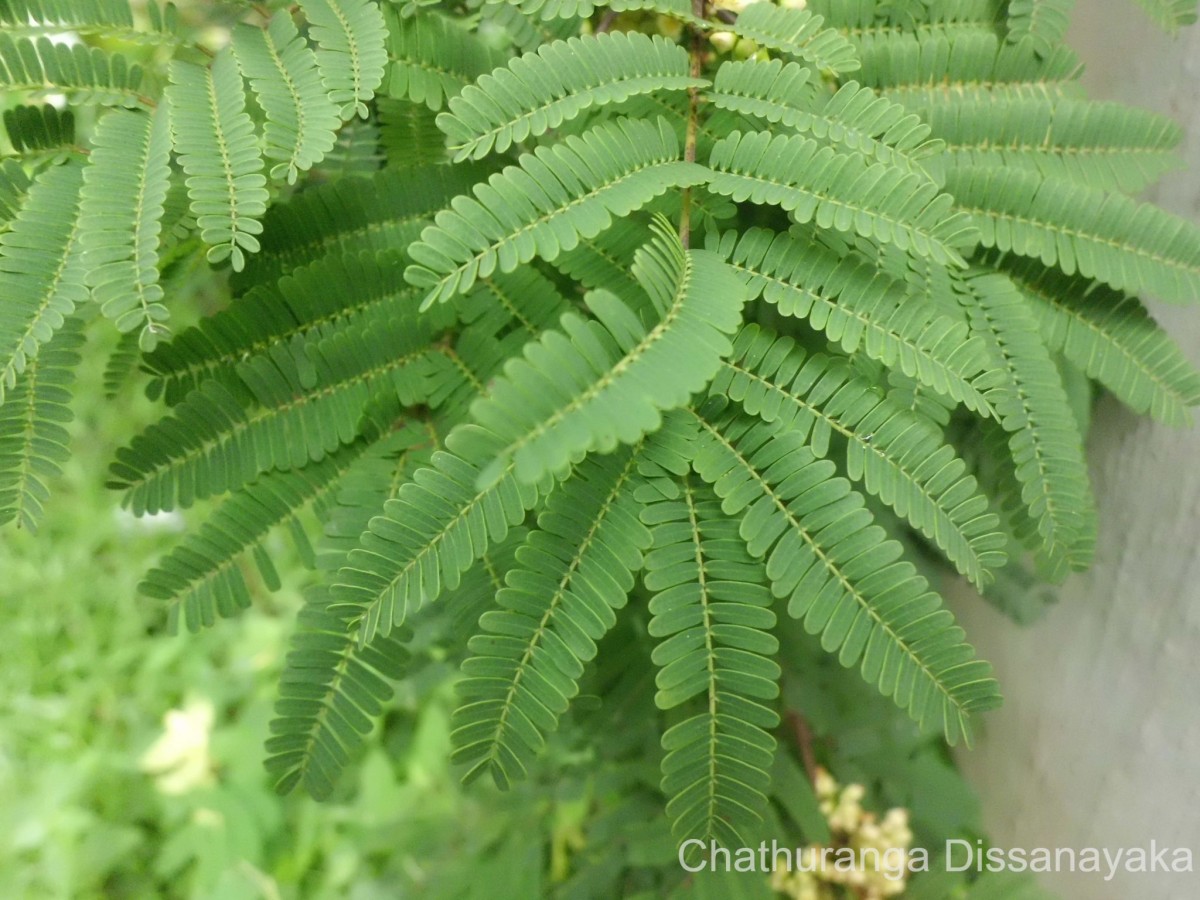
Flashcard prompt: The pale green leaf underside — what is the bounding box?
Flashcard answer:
[79,105,172,350]
[299,0,388,120]
[0,161,86,401]
[167,52,269,271]
[438,31,704,161]
[232,13,341,184]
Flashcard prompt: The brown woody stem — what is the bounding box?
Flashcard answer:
[787,709,820,787]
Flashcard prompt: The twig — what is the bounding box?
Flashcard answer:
[786,709,819,786]
[595,10,618,33]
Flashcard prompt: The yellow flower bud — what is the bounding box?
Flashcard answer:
[709,30,736,53]
[814,767,838,800]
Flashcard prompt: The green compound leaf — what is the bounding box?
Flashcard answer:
[167,52,269,272]
[405,116,710,305]
[232,13,341,184]
[437,31,704,161]
[79,106,172,350]
[0,161,86,401]
[299,0,388,120]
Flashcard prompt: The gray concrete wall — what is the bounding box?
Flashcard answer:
[949,5,1200,898]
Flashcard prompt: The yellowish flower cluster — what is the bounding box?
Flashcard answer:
[769,768,914,900]
[139,696,216,795]
[708,0,807,59]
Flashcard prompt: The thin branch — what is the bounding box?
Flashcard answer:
[786,709,819,787]
[595,9,619,33]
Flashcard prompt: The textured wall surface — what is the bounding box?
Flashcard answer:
[948,6,1200,898]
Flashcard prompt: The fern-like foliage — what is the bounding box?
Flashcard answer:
[854,30,1082,105]
[709,227,997,416]
[0,0,179,44]
[8,0,1200,870]
[948,166,1200,303]
[707,130,979,266]
[1006,0,1074,57]
[490,0,702,25]
[692,401,1002,744]
[810,0,1008,42]
[452,265,572,339]
[263,420,444,798]
[452,446,650,787]
[644,474,780,850]
[0,316,83,531]
[299,0,388,120]
[315,420,439,569]
[316,114,383,178]
[958,271,1096,579]
[436,31,703,161]
[2,103,76,160]
[549,206,657,305]
[232,14,341,184]
[0,158,32,225]
[143,249,426,405]
[78,107,172,350]
[109,309,440,514]
[405,117,708,304]
[378,97,448,168]
[924,97,1183,193]
[708,60,942,174]
[334,424,551,645]
[483,2,577,52]
[998,254,1200,426]
[0,161,86,400]
[0,34,147,107]
[141,435,377,632]
[460,219,745,486]
[726,3,862,75]
[712,324,1007,587]
[265,587,414,798]
[167,53,268,271]
[383,8,509,111]
[232,164,484,291]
